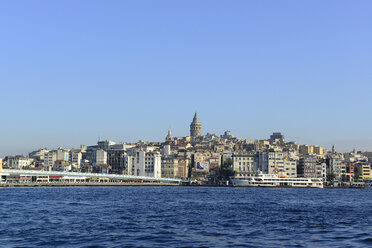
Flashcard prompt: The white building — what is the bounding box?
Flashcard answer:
[328,155,342,180]
[7,156,33,169]
[96,149,107,166]
[232,153,255,177]
[29,148,49,160]
[257,151,284,174]
[44,149,69,169]
[44,151,57,169]
[124,149,161,177]
[69,150,82,168]
[163,145,171,156]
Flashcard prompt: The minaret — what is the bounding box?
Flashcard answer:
[332,145,335,154]
[190,112,202,137]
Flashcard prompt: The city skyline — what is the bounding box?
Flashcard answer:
[0,111,369,158]
[1,1,372,156]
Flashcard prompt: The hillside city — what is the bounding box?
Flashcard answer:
[1,112,371,186]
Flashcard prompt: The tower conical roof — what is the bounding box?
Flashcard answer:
[193,111,200,123]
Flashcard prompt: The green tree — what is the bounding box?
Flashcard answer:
[354,173,360,182]
[326,173,336,183]
[220,158,234,180]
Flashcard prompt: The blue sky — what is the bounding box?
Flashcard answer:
[0,0,371,157]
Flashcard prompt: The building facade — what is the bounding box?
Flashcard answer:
[284,160,297,177]
[232,153,255,177]
[257,151,284,174]
[161,156,178,178]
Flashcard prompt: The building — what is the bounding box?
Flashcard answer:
[298,155,317,178]
[162,145,171,156]
[283,160,297,177]
[69,150,82,168]
[44,151,57,169]
[326,155,342,181]
[257,151,284,174]
[269,132,285,144]
[124,149,161,177]
[161,156,178,178]
[341,163,354,183]
[220,130,235,140]
[7,156,33,169]
[44,149,69,169]
[232,153,255,177]
[29,148,49,161]
[165,130,173,142]
[0,158,3,173]
[96,149,107,166]
[190,112,202,137]
[313,146,324,155]
[107,149,125,174]
[177,158,189,179]
[316,161,326,179]
[299,145,314,155]
[354,162,371,180]
[52,160,71,172]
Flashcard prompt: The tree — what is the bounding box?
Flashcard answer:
[326,173,336,183]
[71,165,78,172]
[219,158,234,180]
[354,173,360,182]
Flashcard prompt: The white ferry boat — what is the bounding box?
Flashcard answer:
[231,174,324,188]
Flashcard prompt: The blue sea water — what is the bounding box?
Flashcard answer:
[0,187,372,248]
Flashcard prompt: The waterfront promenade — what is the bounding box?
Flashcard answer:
[0,182,179,187]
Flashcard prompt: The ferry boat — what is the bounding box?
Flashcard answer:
[230,174,324,188]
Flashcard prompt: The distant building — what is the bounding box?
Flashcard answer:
[29,148,49,161]
[44,149,69,169]
[232,153,255,177]
[354,162,371,180]
[299,145,314,155]
[313,145,324,155]
[257,151,284,174]
[7,156,33,169]
[220,130,235,140]
[69,150,82,168]
[124,149,161,177]
[269,132,285,144]
[165,130,173,142]
[326,155,342,181]
[162,145,171,156]
[298,155,317,178]
[190,112,202,138]
[96,149,107,166]
[107,149,125,174]
[284,160,297,177]
[177,158,189,179]
[0,158,3,173]
[53,160,71,172]
[161,156,178,178]
[316,161,326,179]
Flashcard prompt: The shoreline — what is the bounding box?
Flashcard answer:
[0,183,368,188]
[0,183,181,187]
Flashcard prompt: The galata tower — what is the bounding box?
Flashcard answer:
[190,112,202,137]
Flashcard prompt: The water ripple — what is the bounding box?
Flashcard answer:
[1,187,372,247]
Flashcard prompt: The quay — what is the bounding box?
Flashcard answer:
[0,169,182,185]
[0,182,180,187]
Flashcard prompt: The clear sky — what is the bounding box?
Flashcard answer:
[0,0,371,157]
